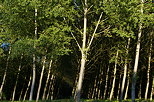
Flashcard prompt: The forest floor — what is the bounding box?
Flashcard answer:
[0,99,153,102]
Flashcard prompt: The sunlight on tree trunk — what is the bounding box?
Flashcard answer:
[124,73,130,100]
[145,32,152,100]
[150,77,154,101]
[109,50,119,100]
[120,38,130,102]
[29,7,37,101]
[11,55,23,102]
[103,65,110,99]
[23,76,32,101]
[0,49,11,100]
[42,59,53,100]
[131,1,143,101]
[36,56,46,102]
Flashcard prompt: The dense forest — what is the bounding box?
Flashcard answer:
[0,0,154,102]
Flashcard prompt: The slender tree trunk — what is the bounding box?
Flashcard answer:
[19,86,24,101]
[145,32,152,100]
[42,59,53,100]
[19,77,27,101]
[120,38,130,102]
[72,73,79,98]
[124,72,130,100]
[23,76,32,101]
[109,50,119,100]
[46,74,55,100]
[92,76,97,99]
[117,74,121,100]
[0,49,11,100]
[131,1,143,101]
[138,80,142,99]
[103,65,110,99]
[36,56,46,102]
[74,0,87,101]
[150,77,154,101]
[11,55,23,102]
[29,7,37,100]
[98,69,103,99]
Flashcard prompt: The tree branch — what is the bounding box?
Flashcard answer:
[87,12,103,51]
[71,32,82,51]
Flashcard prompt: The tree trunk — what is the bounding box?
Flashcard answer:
[117,74,121,100]
[72,73,79,98]
[29,7,37,101]
[74,0,87,101]
[150,77,154,101]
[23,76,32,101]
[131,1,143,101]
[36,56,46,102]
[145,32,152,100]
[109,50,119,100]
[75,53,87,102]
[120,38,130,102]
[73,0,102,101]
[103,65,110,99]
[11,55,23,102]
[92,76,97,99]
[46,74,55,100]
[0,49,11,100]
[138,80,142,99]
[98,69,103,99]
[42,59,53,100]
[124,71,130,100]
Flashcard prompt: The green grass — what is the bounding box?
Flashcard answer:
[0,99,153,102]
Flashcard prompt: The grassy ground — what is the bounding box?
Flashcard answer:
[0,99,153,102]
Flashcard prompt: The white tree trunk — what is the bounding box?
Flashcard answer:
[109,50,119,100]
[11,55,23,102]
[124,73,130,100]
[131,1,143,101]
[120,38,130,102]
[0,49,11,100]
[23,76,32,101]
[36,56,46,102]
[46,74,55,100]
[103,65,110,99]
[73,0,102,101]
[145,32,152,100]
[29,7,37,101]
[75,53,87,102]
[117,74,121,100]
[150,77,154,101]
[42,59,53,100]
[74,0,87,101]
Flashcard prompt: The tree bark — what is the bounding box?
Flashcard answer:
[103,65,110,99]
[42,59,53,100]
[131,1,143,101]
[124,73,130,100]
[29,7,37,101]
[23,76,32,101]
[120,38,130,102]
[74,0,87,101]
[11,55,23,102]
[117,74,121,100]
[36,56,46,102]
[0,49,11,100]
[73,0,103,101]
[150,77,154,101]
[46,74,55,100]
[109,50,119,100]
[145,32,152,100]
